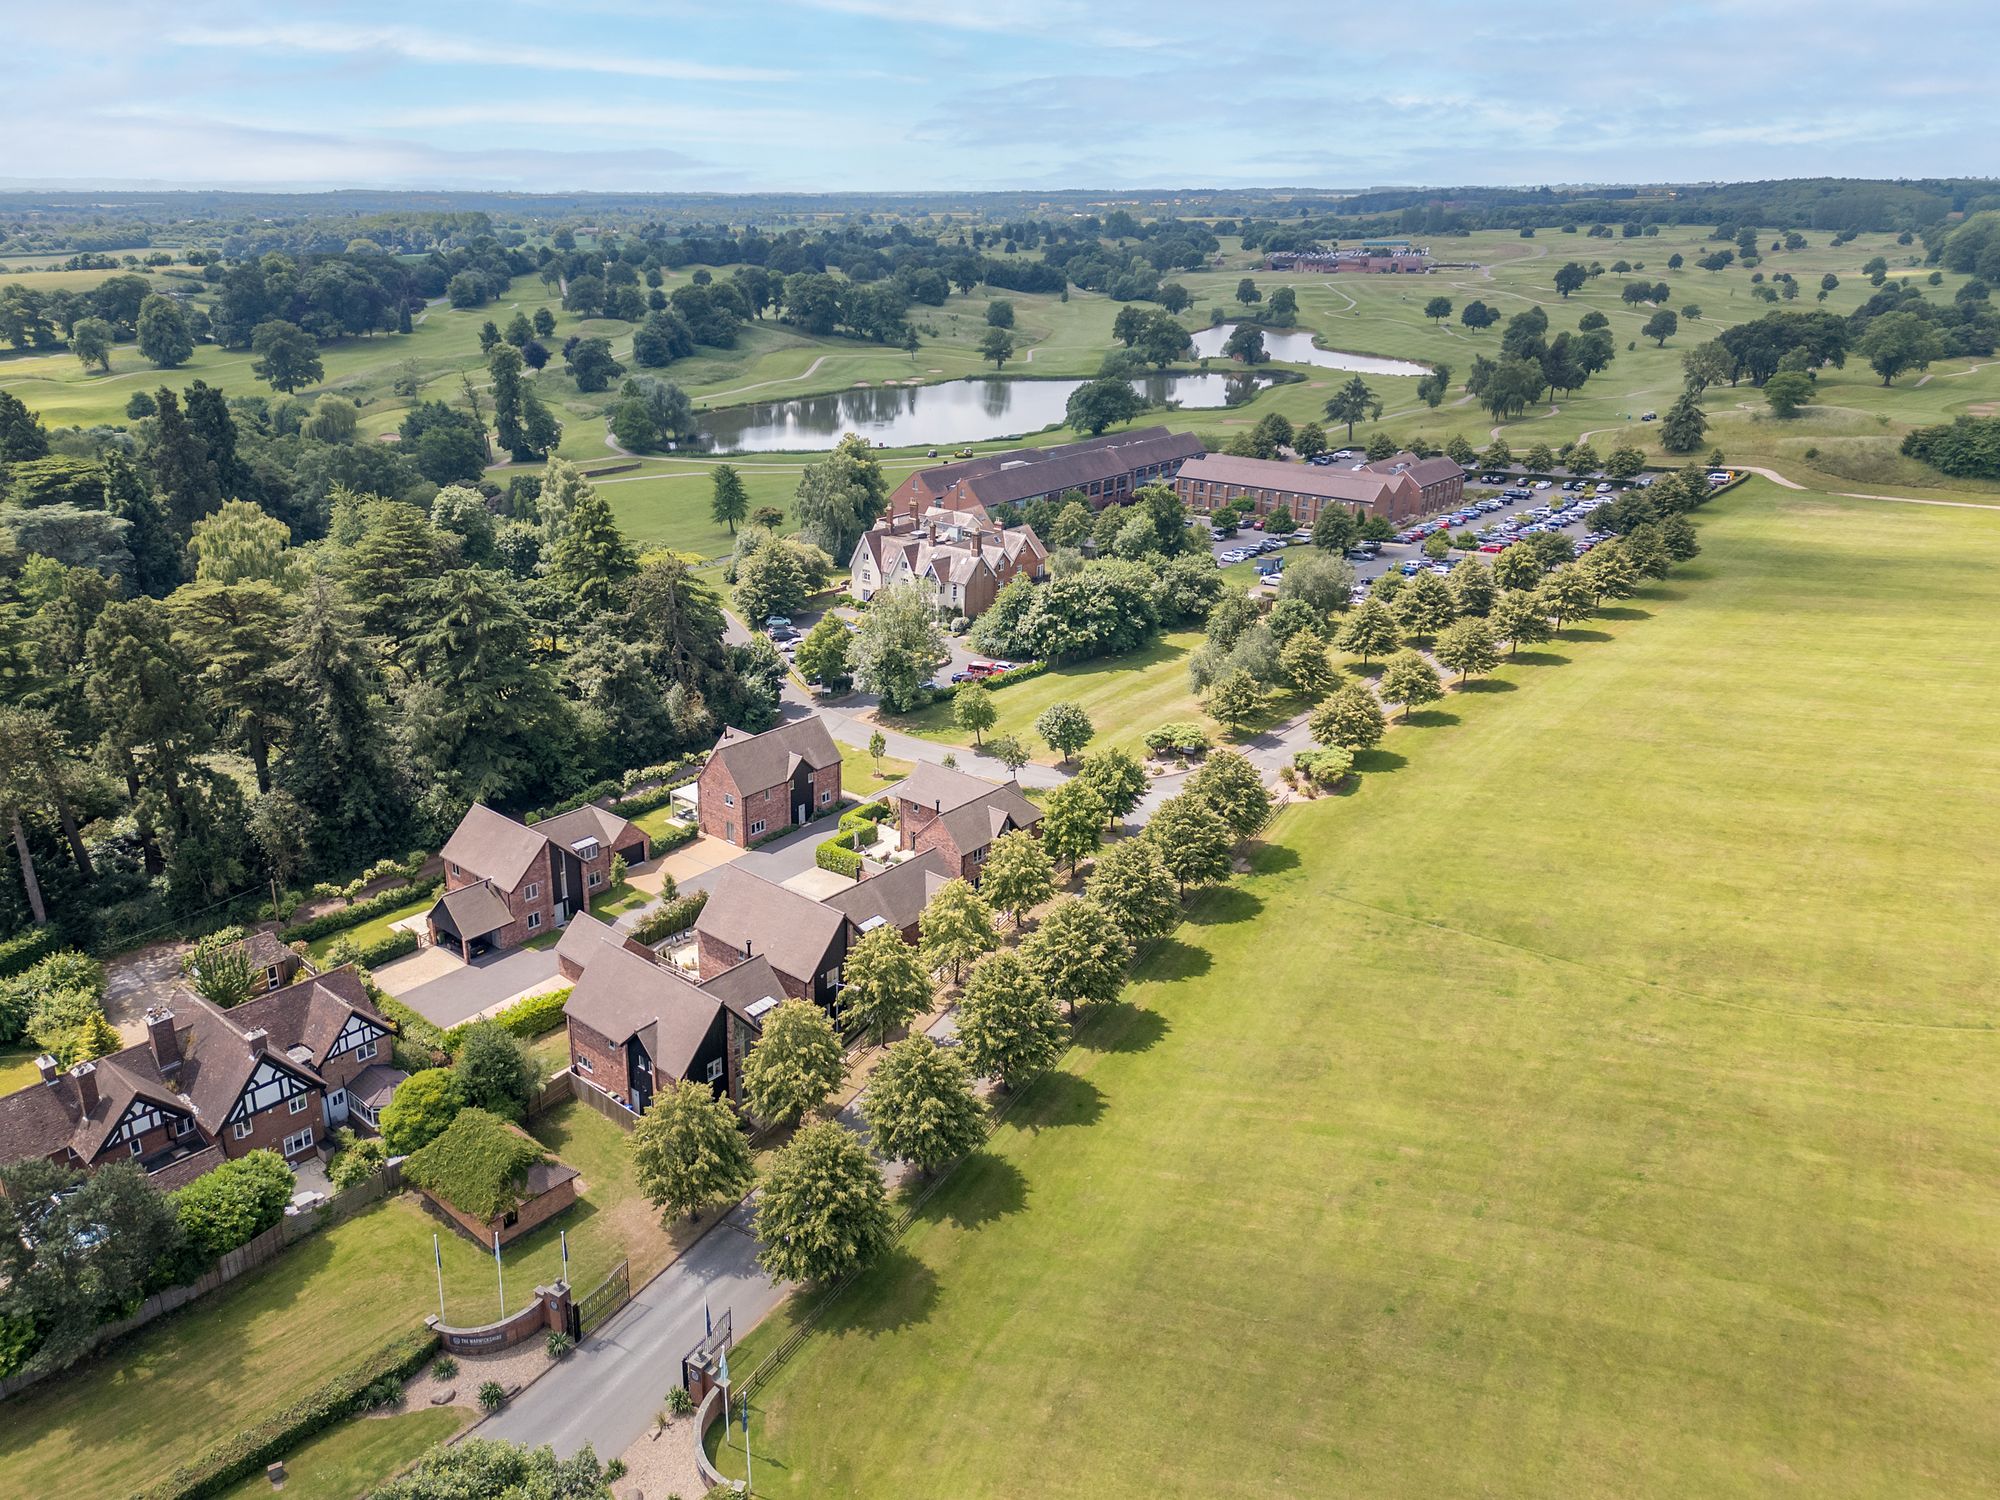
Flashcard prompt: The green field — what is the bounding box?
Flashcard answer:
[0,1100,661,1496]
[708,480,2000,1498]
[217,1407,465,1500]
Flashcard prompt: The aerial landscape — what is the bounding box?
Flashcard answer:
[0,4,1997,1498]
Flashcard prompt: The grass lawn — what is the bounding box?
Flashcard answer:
[628,803,694,846]
[590,878,651,919]
[0,1041,42,1093]
[217,1408,465,1500]
[708,481,2000,1499]
[837,735,914,795]
[0,1099,664,1496]
[304,893,436,962]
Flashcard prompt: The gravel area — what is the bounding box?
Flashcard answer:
[613,1412,709,1500]
[391,1340,555,1418]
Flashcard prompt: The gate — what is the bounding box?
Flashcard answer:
[570,1258,631,1339]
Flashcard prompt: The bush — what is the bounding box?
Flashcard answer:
[546,1329,574,1359]
[0,948,104,1045]
[631,890,708,946]
[816,841,863,878]
[353,929,418,968]
[327,1130,388,1189]
[139,1331,439,1500]
[491,985,572,1042]
[361,1374,403,1409]
[604,1458,628,1482]
[1144,721,1212,758]
[173,1150,295,1262]
[375,992,451,1065]
[431,1353,459,1380]
[666,1383,697,1416]
[979,659,1050,693]
[0,927,62,981]
[478,1379,507,1412]
[278,877,442,945]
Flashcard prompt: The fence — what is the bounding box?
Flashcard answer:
[566,1069,641,1130]
[571,1258,632,1339]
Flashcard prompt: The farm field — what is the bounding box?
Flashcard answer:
[0,1099,674,1497]
[708,479,2000,1499]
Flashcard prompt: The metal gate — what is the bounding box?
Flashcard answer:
[570,1258,630,1339]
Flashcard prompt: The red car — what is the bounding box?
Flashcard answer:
[1478,542,1506,554]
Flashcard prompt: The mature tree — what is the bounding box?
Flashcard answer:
[630,1079,756,1223]
[379,1068,465,1155]
[1278,551,1356,616]
[1335,598,1400,664]
[70,316,114,372]
[791,434,888,557]
[951,683,997,746]
[1642,309,1679,347]
[1065,376,1145,436]
[741,999,844,1126]
[1040,778,1107,877]
[1311,503,1357,553]
[978,327,1015,368]
[841,922,931,1045]
[1659,513,1701,562]
[980,828,1055,926]
[852,579,946,713]
[1222,324,1266,364]
[1023,895,1131,1020]
[1377,648,1443,720]
[957,948,1067,1088]
[1084,833,1180,947]
[861,1037,986,1174]
[1659,391,1709,454]
[986,299,1015,328]
[549,486,639,611]
[1205,668,1266,731]
[168,579,289,794]
[1309,681,1386,750]
[185,501,298,589]
[791,615,851,694]
[1074,747,1147,829]
[1423,295,1454,324]
[1186,749,1272,841]
[1434,617,1498,682]
[1277,633,1336,701]
[753,1120,891,1285]
[1487,544,1541,593]
[1856,311,1945,385]
[1392,571,1456,644]
[1763,370,1814,418]
[1553,262,1588,298]
[1488,588,1552,655]
[249,320,322,393]
[916,876,998,985]
[1235,277,1261,306]
[454,1020,534,1122]
[1322,376,1376,441]
[1145,791,1233,896]
[146,387,221,534]
[1536,567,1598,634]
[136,295,194,368]
[173,1150,293,1262]
[709,463,749,533]
[1034,701,1094,764]
[1460,300,1499,332]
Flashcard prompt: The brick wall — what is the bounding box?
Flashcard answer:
[566,1016,631,1104]
[221,1085,324,1162]
[698,763,744,845]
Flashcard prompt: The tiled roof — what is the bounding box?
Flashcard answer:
[1176,453,1418,504]
[564,942,722,1080]
[441,803,548,891]
[432,881,515,941]
[823,848,954,934]
[531,803,643,855]
[696,954,789,1031]
[707,716,841,796]
[696,866,850,988]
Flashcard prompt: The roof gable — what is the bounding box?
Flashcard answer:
[707,716,841,795]
[441,804,548,891]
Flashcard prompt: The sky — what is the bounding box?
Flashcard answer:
[7,0,1997,194]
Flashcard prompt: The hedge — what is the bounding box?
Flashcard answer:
[974,659,1050,694]
[278,876,443,945]
[376,991,451,1064]
[327,929,418,970]
[140,1329,439,1500]
[490,985,572,1042]
[631,890,708,946]
[816,842,863,879]
[649,819,699,854]
[0,927,61,979]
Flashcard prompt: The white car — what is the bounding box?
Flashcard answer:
[1534,479,1553,490]
[1595,482,1614,494]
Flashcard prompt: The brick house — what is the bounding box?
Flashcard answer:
[0,965,399,1188]
[886,428,1205,524]
[695,865,855,1011]
[1172,451,1463,527]
[561,912,781,1110]
[892,762,1044,883]
[405,1110,579,1248]
[697,717,842,849]
[823,847,954,944]
[849,513,1048,617]
[428,802,650,959]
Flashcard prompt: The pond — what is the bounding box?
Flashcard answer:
[1190,323,1430,376]
[690,371,1272,453]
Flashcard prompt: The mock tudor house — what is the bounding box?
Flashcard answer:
[695,865,855,1010]
[561,911,781,1111]
[428,802,650,959]
[1172,451,1463,527]
[0,964,400,1190]
[697,717,842,849]
[886,428,1205,525]
[892,762,1044,883]
[849,511,1049,617]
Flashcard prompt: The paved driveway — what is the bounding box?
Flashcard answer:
[394,948,562,1028]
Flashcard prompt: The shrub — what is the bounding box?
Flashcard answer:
[666,1383,697,1416]
[816,841,863,878]
[0,949,104,1045]
[0,927,61,980]
[277,877,443,945]
[491,985,572,1041]
[375,993,451,1066]
[326,1131,388,1189]
[173,1150,296,1262]
[356,930,418,968]
[603,1458,628,1482]
[632,890,708,946]
[361,1374,403,1409]
[546,1329,574,1359]
[1144,721,1212,758]
[379,1068,466,1155]
[478,1379,507,1412]
[431,1354,459,1381]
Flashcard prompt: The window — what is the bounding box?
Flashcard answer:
[355,1038,376,1062]
[266,965,281,991]
[175,1117,192,1137]
[748,819,767,838]
[706,1058,726,1085]
[282,1128,314,1157]
[233,1120,252,1141]
[129,1137,144,1157]
[328,1090,345,1111]
[819,789,833,805]
[723,793,736,808]
[526,911,542,931]
[574,1053,594,1075]
[289,1092,308,1115]
[524,882,541,901]
[450,863,460,878]
[588,870,604,888]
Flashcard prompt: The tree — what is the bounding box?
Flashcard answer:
[1084,834,1179,946]
[792,434,888,557]
[1537,567,1598,634]
[1323,376,1375,441]
[957,948,1067,1088]
[1279,633,1337,700]
[1377,648,1442,720]
[981,827,1056,925]
[1553,262,1587,298]
[861,1037,985,1174]
[1023,895,1130,1020]
[379,1068,465,1155]
[1146,791,1233,895]
[631,1079,755,1222]
[1075,747,1147,828]
[1335,599,1400,664]
[1460,300,1499,331]
[182,927,254,1009]
[1205,669,1266,731]
[986,299,1015,328]
[1764,370,1814,418]
[1278,552,1355,616]
[249,320,322,393]
[1856,311,1945,385]
[853,580,947,713]
[841,922,931,1044]
[920,877,999,983]
[454,1021,533,1122]
[1186,749,1272,841]
[1222,324,1266,364]
[1065,376,1144,436]
[709,464,749,533]
[1434,617,1498,682]
[1392,571,1456,644]
[795,616,851,693]
[868,730,887,771]
[953,684,997,746]
[172,1150,293,1262]
[1235,277,1261,306]
[1489,589,1553,655]
[1041,778,1107,877]
[988,734,1031,775]
[753,1120,891,1285]
[564,337,625,393]
[1308,681,1386,750]
[741,999,844,1126]
[136,295,194,368]
[1605,445,1648,480]
[1312,504,1357,553]
[1642,310,1679,346]
[978,328,1015,368]
[1035,701,1094,764]
[1660,391,1709,454]
[70,316,113,372]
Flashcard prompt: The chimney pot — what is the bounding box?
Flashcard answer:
[36,1054,59,1084]
[71,1060,99,1113]
[145,1007,181,1070]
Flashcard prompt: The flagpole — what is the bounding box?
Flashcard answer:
[743,1394,754,1495]
[561,1228,569,1287]
[433,1234,445,1323]
[494,1229,505,1318]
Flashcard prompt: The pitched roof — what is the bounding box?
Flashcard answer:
[404,1108,566,1221]
[531,803,643,855]
[954,431,1206,512]
[936,785,1043,856]
[555,910,627,972]
[894,760,1010,817]
[696,954,788,1031]
[1175,452,1419,505]
[1366,451,1465,487]
[433,881,515,940]
[706,716,841,796]
[0,1048,189,1168]
[823,848,954,934]
[241,929,294,972]
[695,865,850,987]
[441,803,548,890]
[349,1062,408,1111]
[563,942,723,1080]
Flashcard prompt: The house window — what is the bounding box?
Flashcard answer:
[328,1090,345,1111]
[129,1137,144,1157]
[574,1053,593,1075]
[356,1038,376,1062]
[723,793,736,808]
[524,882,541,901]
[233,1120,252,1141]
[706,1058,725,1085]
[526,911,542,932]
[748,819,767,838]
[588,870,604,888]
[282,1127,314,1157]
[289,1093,309,1115]
[266,965,281,990]
[175,1117,192,1136]
[819,789,833,805]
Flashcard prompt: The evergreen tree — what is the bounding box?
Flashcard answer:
[710,463,749,533]
[146,387,220,535]
[168,580,290,794]
[547,485,638,611]
[102,452,180,597]
[1660,391,1709,453]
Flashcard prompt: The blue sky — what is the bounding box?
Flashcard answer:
[10,0,1997,192]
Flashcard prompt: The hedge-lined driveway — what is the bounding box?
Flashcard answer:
[389,948,562,1028]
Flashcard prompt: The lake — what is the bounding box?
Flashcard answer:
[1189,323,1429,376]
[691,371,1271,453]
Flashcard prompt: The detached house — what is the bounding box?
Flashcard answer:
[892,762,1044,884]
[0,965,400,1190]
[429,802,650,959]
[848,512,1049,618]
[697,717,842,849]
[823,846,954,945]
[695,866,855,1010]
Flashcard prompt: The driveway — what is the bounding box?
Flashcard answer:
[393,947,562,1028]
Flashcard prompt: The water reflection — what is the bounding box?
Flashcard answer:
[1189,324,1429,376]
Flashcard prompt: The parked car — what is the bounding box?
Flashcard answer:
[1640,411,1658,421]
[1708,470,1732,484]
[1534,479,1553,490]
[1595,482,1614,494]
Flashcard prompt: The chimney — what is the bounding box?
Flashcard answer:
[71,1060,99,1113]
[145,1007,181,1070]
[243,1027,269,1055]
[36,1054,59,1084]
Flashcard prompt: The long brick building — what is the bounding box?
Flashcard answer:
[1173,451,1463,527]
[888,428,1204,524]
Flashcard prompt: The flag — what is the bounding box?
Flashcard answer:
[705,1301,713,1338]
[717,1343,730,1388]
